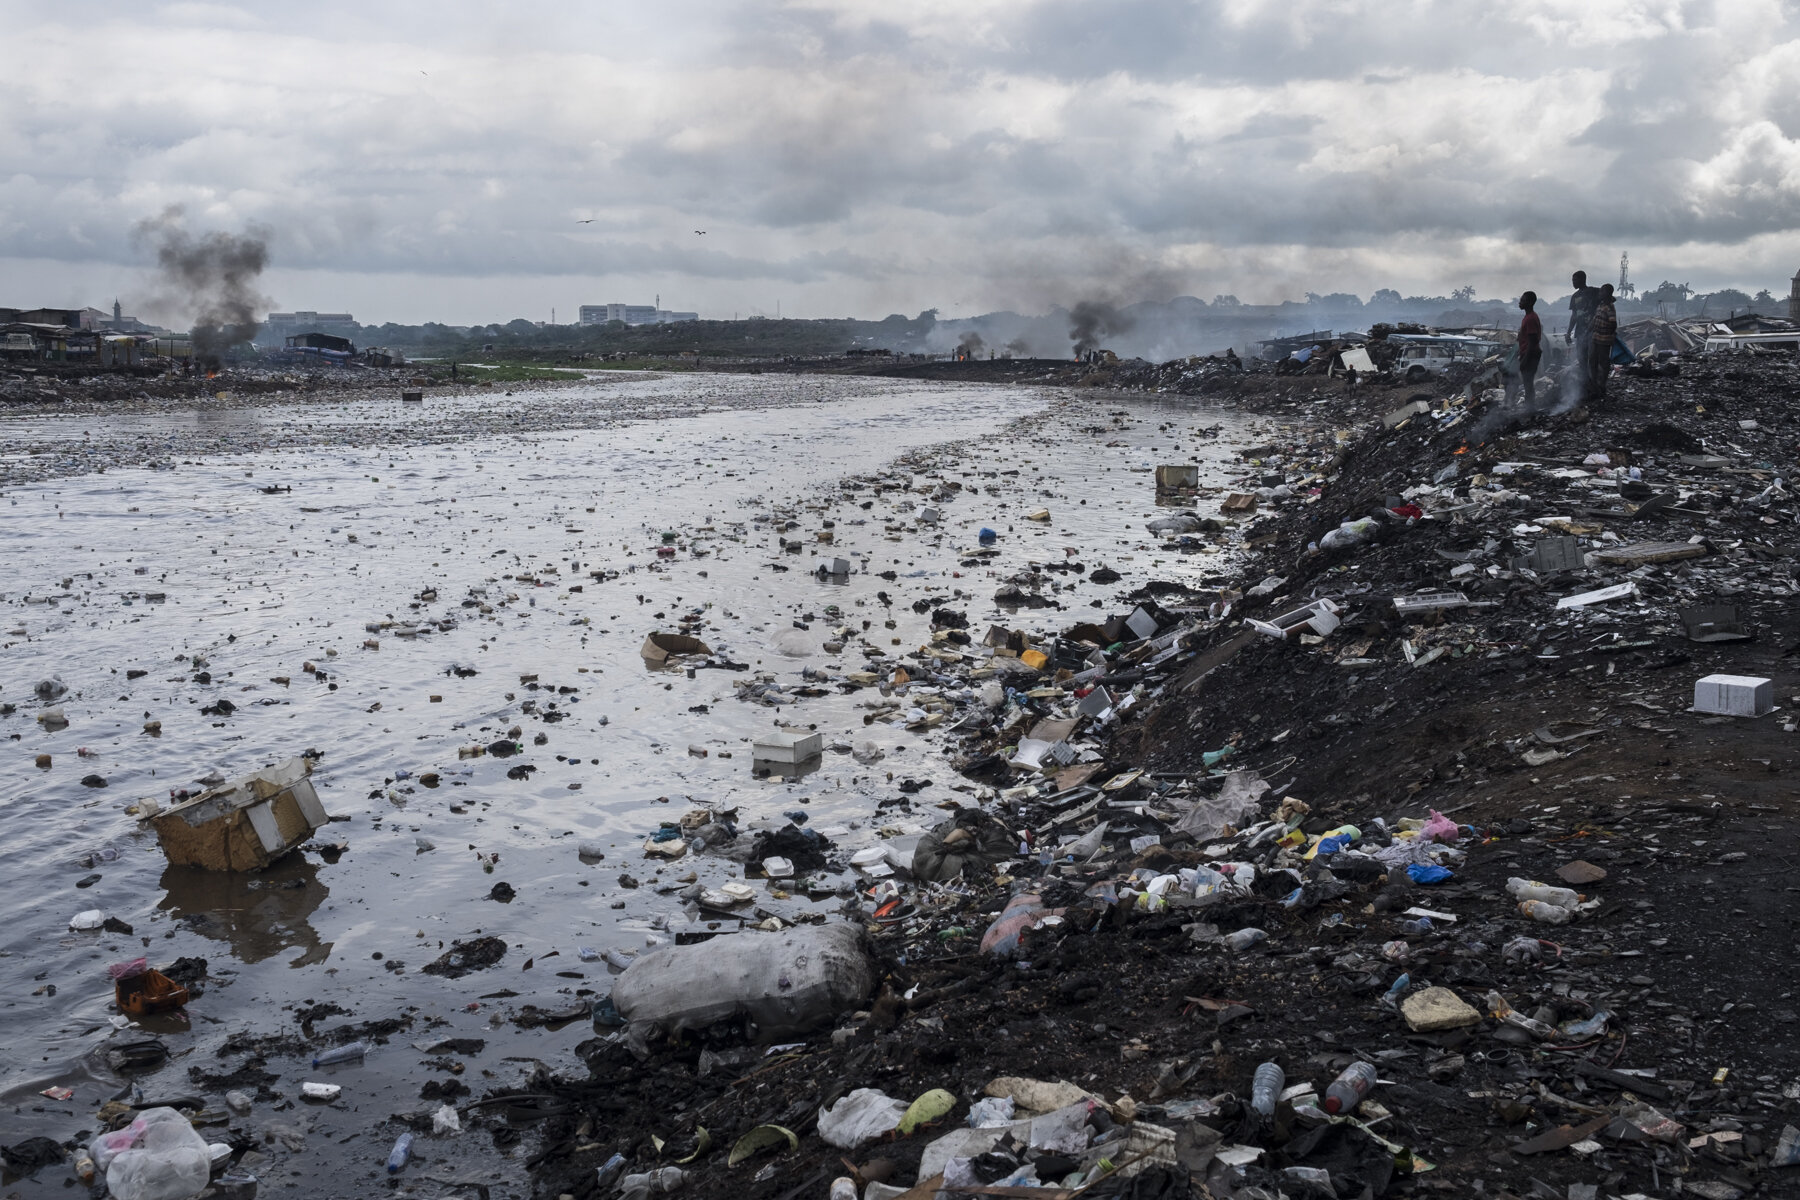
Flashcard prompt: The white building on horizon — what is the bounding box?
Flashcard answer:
[578,303,698,326]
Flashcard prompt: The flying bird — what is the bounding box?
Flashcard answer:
[577,219,597,224]
[694,230,706,235]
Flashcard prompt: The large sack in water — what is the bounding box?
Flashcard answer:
[613,922,873,1046]
[913,809,1013,883]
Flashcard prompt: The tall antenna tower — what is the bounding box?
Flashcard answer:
[1618,253,1634,300]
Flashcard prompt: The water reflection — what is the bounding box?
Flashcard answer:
[156,856,331,967]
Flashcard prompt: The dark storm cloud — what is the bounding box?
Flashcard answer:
[0,0,1796,317]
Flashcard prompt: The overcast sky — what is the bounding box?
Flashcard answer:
[4,0,1799,325]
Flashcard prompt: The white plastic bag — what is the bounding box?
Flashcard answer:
[613,923,873,1047]
[96,1107,211,1200]
[818,1088,908,1149]
[967,1097,1017,1128]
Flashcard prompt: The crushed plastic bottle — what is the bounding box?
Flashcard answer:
[1506,878,1581,908]
[311,1041,367,1068]
[1323,1062,1377,1114]
[1518,899,1574,925]
[1250,1062,1284,1116]
[618,1166,686,1200]
[385,1131,414,1174]
[1486,990,1555,1039]
[1224,928,1267,952]
[1380,973,1411,1006]
[1559,1010,1611,1039]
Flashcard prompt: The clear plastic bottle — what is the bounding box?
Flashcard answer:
[1518,899,1574,925]
[1323,1062,1377,1114]
[311,1041,368,1068]
[1250,1062,1284,1116]
[385,1131,414,1174]
[1506,878,1580,908]
[1224,928,1267,952]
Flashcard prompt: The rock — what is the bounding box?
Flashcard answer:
[1401,986,1480,1032]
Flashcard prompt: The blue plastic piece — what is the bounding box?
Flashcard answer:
[1406,862,1452,884]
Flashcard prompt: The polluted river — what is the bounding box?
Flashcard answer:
[0,371,1262,1198]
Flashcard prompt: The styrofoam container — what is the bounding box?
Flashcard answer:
[753,729,823,764]
[1693,674,1773,717]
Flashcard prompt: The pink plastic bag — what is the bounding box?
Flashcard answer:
[980,894,1066,957]
[1420,810,1459,844]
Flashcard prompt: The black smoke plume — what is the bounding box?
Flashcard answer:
[958,331,985,356]
[1069,300,1133,355]
[136,207,272,361]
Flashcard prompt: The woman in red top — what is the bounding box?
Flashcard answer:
[1516,291,1542,406]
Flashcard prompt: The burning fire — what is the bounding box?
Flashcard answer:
[1453,443,1468,455]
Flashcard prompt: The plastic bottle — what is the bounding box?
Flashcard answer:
[1398,918,1432,936]
[311,1041,367,1068]
[73,1152,96,1183]
[385,1131,414,1174]
[618,1167,686,1200]
[1380,973,1411,1006]
[1249,1062,1284,1115]
[1518,899,1574,925]
[1224,928,1267,952]
[1506,878,1580,908]
[1323,1062,1377,1114]
[595,1152,628,1190]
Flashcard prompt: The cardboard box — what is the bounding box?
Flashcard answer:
[1693,674,1773,717]
[752,728,823,764]
[150,757,329,871]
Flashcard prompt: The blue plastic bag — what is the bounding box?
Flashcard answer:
[1406,862,1452,885]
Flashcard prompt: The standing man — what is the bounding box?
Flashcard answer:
[1516,291,1543,407]
[1589,283,1618,403]
[1566,270,1599,395]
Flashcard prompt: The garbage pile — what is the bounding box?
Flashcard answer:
[519,350,1800,1200]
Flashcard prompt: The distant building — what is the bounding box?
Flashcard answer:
[9,307,107,330]
[578,303,698,326]
[261,311,357,345]
[1791,269,1800,322]
[101,298,162,335]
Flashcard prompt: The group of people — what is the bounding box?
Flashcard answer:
[1510,269,1619,407]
